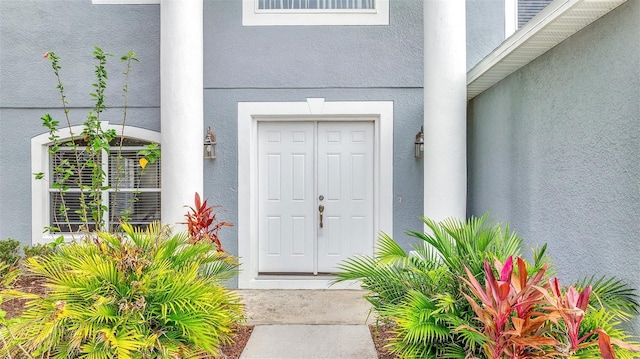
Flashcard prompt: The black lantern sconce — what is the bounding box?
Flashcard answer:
[414,125,424,159]
[204,126,217,160]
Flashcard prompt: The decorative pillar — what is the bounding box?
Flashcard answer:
[160,0,203,228]
[423,0,467,221]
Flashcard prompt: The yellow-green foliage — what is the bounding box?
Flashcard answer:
[2,223,244,358]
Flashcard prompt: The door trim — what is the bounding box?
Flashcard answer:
[238,99,393,289]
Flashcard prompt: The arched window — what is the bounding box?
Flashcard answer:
[31,123,161,244]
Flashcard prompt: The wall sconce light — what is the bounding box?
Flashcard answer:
[204,126,217,159]
[414,125,424,159]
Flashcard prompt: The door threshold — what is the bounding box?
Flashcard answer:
[240,274,360,290]
[258,272,337,277]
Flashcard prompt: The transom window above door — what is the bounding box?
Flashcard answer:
[243,0,389,26]
[258,0,374,10]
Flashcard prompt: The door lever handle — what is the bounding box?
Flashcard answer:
[318,205,325,228]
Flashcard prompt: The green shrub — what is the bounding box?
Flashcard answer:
[23,243,54,258]
[0,239,20,269]
[2,222,244,358]
[334,213,639,358]
[335,213,526,357]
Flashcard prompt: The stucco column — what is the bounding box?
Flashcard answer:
[160,0,203,228]
[423,0,467,221]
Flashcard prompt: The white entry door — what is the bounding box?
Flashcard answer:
[258,121,374,274]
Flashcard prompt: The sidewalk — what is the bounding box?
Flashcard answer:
[236,289,377,359]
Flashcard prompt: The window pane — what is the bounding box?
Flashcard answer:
[258,0,374,10]
[50,148,100,188]
[109,150,161,189]
[49,191,98,232]
[109,191,161,230]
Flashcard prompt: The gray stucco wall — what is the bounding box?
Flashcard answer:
[467,0,504,70]
[467,1,639,333]
[0,0,160,242]
[204,0,423,89]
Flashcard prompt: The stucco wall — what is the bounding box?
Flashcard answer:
[203,0,423,89]
[0,0,160,243]
[467,0,504,70]
[467,1,639,333]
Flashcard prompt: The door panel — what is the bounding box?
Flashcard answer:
[258,122,315,273]
[258,121,374,274]
[317,122,374,272]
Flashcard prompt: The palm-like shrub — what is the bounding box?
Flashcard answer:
[1,222,244,358]
[335,213,640,358]
[334,213,532,358]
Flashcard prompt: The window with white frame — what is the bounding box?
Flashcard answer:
[243,0,389,26]
[257,0,374,10]
[32,124,161,244]
[48,138,161,232]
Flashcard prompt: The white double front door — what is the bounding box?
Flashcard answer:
[258,121,375,274]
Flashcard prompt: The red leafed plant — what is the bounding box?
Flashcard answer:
[459,256,558,358]
[541,278,640,358]
[183,192,232,251]
[460,256,640,358]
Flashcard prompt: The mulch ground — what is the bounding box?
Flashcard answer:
[1,276,396,359]
[370,323,397,359]
[214,325,255,359]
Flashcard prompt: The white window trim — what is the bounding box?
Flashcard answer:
[31,122,161,245]
[237,99,393,289]
[505,0,518,38]
[242,0,389,26]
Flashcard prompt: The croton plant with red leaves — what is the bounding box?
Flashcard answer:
[541,277,640,358]
[460,256,640,358]
[182,192,232,251]
[460,256,557,358]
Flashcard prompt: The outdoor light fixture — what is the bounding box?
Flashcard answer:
[204,126,217,159]
[414,125,424,159]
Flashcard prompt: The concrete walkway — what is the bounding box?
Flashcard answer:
[236,290,377,359]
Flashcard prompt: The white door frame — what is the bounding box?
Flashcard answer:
[238,99,393,289]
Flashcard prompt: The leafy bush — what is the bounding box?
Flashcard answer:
[2,222,244,358]
[0,239,20,273]
[334,213,639,358]
[183,192,232,251]
[460,257,640,358]
[335,213,531,357]
[23,243,55,258]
